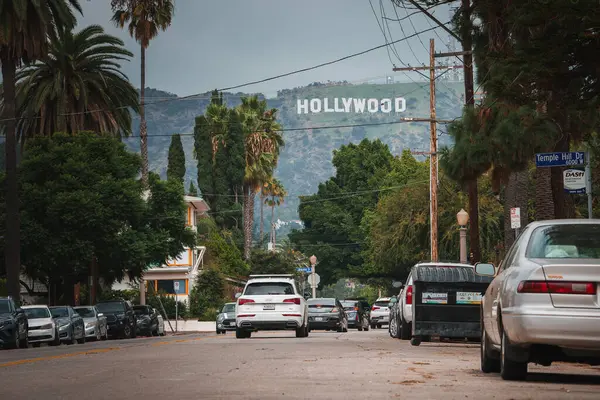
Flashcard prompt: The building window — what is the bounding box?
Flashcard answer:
[156,279,188,295]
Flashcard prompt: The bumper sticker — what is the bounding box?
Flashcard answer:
[456,292,482,304]
[422,292,447,304]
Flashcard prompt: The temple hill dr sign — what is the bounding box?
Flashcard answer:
[297,97,406,114]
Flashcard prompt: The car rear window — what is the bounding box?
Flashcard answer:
[341,301,358,310]
[244,282,295,295]
[527,224,600,258]
[308,299,336,307]
[374,301,390,307]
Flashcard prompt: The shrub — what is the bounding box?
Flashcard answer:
[188,268,226,320]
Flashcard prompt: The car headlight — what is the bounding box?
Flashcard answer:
[0,319,11,329]
[217,314,225,322]
[59,324,69,331]
[86,322,95,328]
[116,313,125,319]
[40,323,54,329]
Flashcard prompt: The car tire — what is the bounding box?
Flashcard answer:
[50,330,61,346]
[410,336,422,346]
[123,324,132,339]
[390,316,400,339]
[500,329,528,381]
[296,323,308,338]
[370,323,376,329]
[236,328,247,339]
[481,323,500,373]
[18,330,29,349]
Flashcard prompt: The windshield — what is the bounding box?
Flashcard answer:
[74,307,96,318]
[25,307,51,319]
[527,224,600,258]
[0,299,10,314]
[50,307,69,318]
[96,302,125,313]
[134,306,150,316]
[244,282,295,296]
[221,304,235,313]
[341,301,358,311]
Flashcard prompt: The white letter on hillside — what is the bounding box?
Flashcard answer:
[324,98,334,112]
[380,99,392,113]
[367,98,378,113]
[395,97,406,112]
[334,98,344,112]
[353,98,366,113]
[310,98,322,113]
[297,99,309,114]
[342,98,353,112]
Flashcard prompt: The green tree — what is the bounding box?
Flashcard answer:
[111,0,175,188]
[8,24,140,142]
[7,132,195,305]
[0,0,82,303]
[167,134,185,183]
[249,250,297,275]
[188,268,226,320]
[188,181,198,196]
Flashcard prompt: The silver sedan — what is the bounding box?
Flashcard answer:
[476,219,600,381]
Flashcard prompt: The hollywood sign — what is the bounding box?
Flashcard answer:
[297,97,407,114]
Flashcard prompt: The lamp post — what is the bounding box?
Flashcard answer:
[309,255,317,299]
[457,209,469,264]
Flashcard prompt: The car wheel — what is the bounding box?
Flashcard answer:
[390,316,400,338]
[235,328,247,339]
[500,329,528,381]
[296,323,307,338]
[18,330,29,349]
[50,329,61,346]
[481,323,500,373]
[370,323,376,329]
[410,336,422,346]
[123,324,132,339]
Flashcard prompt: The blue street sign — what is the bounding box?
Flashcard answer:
[535,152,585,168]
[296,267,311,273]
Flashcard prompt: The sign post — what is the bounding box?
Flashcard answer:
[173,281,180,333]
[510,207,521,238]
[535,151,592,219]
[309,255,317,299]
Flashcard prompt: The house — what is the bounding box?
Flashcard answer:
[112,195,210,304]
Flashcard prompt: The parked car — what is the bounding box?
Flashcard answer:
[74,306,108,341]
[478,220,600,381]
[95,299,137,339]
[23,305,59,347]
[0,297,29,349]
[133,305,160,336]
[307,298,348,332]
[216,303,236,334]
[49,306,86,345]
[235,274,309,339]
[370,297,392,329]
[341,300,370,331]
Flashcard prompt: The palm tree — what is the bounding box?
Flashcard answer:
[237,96,284,260]
[111,0,175,188]
[10,25,140,144]
[0,0,82,302]
[263,178,287,248]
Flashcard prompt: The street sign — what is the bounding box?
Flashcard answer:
[510,207,521,229]
[308,273,320,287]
[564,169,586,194]
[296,267,311,273]
[535,152,585,168]
[173,281,180,293]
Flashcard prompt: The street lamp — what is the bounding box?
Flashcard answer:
[309,255,317,299]
[457,209,469,264]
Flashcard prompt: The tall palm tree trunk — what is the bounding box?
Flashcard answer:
[535,168,554,220]
[139,45,149,188]
[2,56,21,303]
[467,180,481,263]
[271,204,276,248]
[504,170,528,250]
[243,184,255,260]
[259,193,264,243]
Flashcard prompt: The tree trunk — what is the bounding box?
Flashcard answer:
[271,205,276,248]
[243,184,255,260]
[467,180,481,263]
[2,55,21,304]
[139,44,149,188]
[551,134,572,218]
[259,193,264,243]
[90,256,99,305]
[504,170,529,250]
[535,168,554,220]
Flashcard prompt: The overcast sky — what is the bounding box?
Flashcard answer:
[80,0,456,97]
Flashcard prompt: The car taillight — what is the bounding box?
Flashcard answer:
[518,281,596,295]
[238,299,255,306]
[283,298,301,305]
[331,308,338,313]
[372,306,380,311]
[406,286,413,305]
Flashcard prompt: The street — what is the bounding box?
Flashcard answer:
[1,329,599,399]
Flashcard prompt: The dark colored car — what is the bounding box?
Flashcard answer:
[96,299,137,339]
[133,305,160,336]
[341,299,370,331]
[307,298,348,332]
[49,306,86,345]
[216,303,236,334]
[0,297,28,349]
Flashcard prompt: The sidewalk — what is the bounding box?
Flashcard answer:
[163,320,215,333]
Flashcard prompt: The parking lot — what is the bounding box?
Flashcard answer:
[1,328,599,398]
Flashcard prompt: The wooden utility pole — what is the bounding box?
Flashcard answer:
[392,39,440,262]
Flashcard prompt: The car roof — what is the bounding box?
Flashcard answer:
[375,297,392,301]
[525,219,600,228]
[415,262,474,268]
[22,305,49,309]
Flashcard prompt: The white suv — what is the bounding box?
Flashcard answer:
[370,297,392,329]
[235,274,309,339]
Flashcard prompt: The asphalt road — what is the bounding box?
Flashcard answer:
[1,329,599,399]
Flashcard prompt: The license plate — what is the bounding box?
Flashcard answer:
[229,322,236,326]
[315,317,323,321]
[263,304,275,310]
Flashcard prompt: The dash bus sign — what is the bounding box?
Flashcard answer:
[563,169,586,194]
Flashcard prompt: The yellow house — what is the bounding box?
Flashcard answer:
[112,195,210,304]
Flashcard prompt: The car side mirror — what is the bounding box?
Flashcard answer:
[474,262,496,277]
[15,308,23,314]
[97,313,104,317]
[392,281,403,289]
[234,293,242,299]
